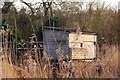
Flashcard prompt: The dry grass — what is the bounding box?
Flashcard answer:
[0,44,119,78]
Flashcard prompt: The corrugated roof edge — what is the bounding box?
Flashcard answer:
[43,27,97,35]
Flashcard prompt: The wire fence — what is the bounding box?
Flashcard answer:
[0,29,119,78]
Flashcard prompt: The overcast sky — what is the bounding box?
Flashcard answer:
[0,0,120,9]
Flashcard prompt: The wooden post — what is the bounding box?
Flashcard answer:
[0,30,3,78]
[2,29,9,78]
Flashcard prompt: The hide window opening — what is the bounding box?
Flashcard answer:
[94,42,96,45]
[80,43,83,47]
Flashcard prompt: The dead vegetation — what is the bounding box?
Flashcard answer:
[0,1,119,79]
[0,43,118,78]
